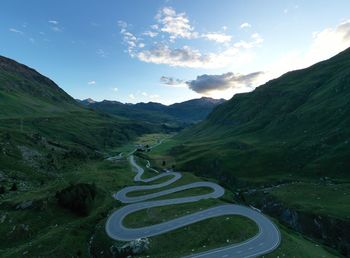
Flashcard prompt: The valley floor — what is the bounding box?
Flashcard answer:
[0,133,343,257]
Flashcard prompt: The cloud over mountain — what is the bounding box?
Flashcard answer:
[186,72,264,94]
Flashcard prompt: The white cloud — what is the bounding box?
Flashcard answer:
[90,22,100,27]
[113,87,118,92]
[9,28,24,35]
[88,81,96,85]
[48,20,63,32]
[307,20,350,63]
[118,21,140,56]
[97,49,107,57]
[142,31,158,37]
[202,32,232,43]
[251,33,264,44]
[118,20,127,30]
[260,20,350,84]
[129,94,135,100]
[137,44,208,68]
[118,7,262,69]
[141,92,148,96]
[156,6,198,40]
[149,94,160,99]
[240,22,251,29]
[136,31,262,69]
[48,20,59,25]
[151,24,159,30]
[51,26,62,32]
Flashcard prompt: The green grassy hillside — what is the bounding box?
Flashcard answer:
[0,56,164,257]
[0,55,158,196]
[160,48,350,256]
[0,55,156,151]
[171,47,350,184]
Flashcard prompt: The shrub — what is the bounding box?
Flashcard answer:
[0,185,5,194]
[10,182,17,191]
[55,183,97,216]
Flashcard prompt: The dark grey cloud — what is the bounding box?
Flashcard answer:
[160,76,184,86]
[186,72,263,94]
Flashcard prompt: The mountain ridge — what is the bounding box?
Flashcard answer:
[78,97,226,125]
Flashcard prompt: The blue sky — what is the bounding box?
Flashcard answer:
[1,0,350,104]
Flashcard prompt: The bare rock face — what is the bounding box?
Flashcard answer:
[127,238,150,254]
[16,200,33,210]
[110,238,150,257]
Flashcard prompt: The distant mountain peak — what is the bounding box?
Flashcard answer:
[85,98,96,103]
[79,96,226,124]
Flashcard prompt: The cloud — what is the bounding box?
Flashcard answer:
[48,20,59,25]
[261,20,350,84]
[156,6,198,40]
[160,76,185,87]
[90,22,100,27]
[113,87,118,92]
[142,31,158,38]
[202,32,232,43]
[137,44,209,68]
[141,92,148,96]
[129,94,135,100]
[97,49,107,57]
[240,22,252,29]
[48,21,63,32]
[118,6,262,69]
[136,32,262,69]
[149,94,160,99]
[9,28,24,35]
[118,20,140,56]
[88,81,96,85]
[186,72,264,94]
[307,20,350,62]
[51,26,62,32]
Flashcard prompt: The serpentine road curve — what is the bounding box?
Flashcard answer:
[106,154,280,257]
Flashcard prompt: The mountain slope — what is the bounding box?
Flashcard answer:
[0,56,160,258]
[0,56,81,118]
[167,97,226,122]
[80,97,226,125]
[171,47,350,183]
[0,55,154,177]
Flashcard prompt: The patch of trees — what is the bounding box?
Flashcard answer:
[55,183,97,216]
[10,182,17,191]
[0,185,5,194]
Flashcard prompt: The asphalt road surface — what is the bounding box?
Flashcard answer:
[106,154,280,257]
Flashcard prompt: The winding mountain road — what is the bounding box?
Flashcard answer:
[106,152,280,257]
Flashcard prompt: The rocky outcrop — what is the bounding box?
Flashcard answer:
[15,200,33,210]
[110,238,150,257]
[249,194,350,256]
